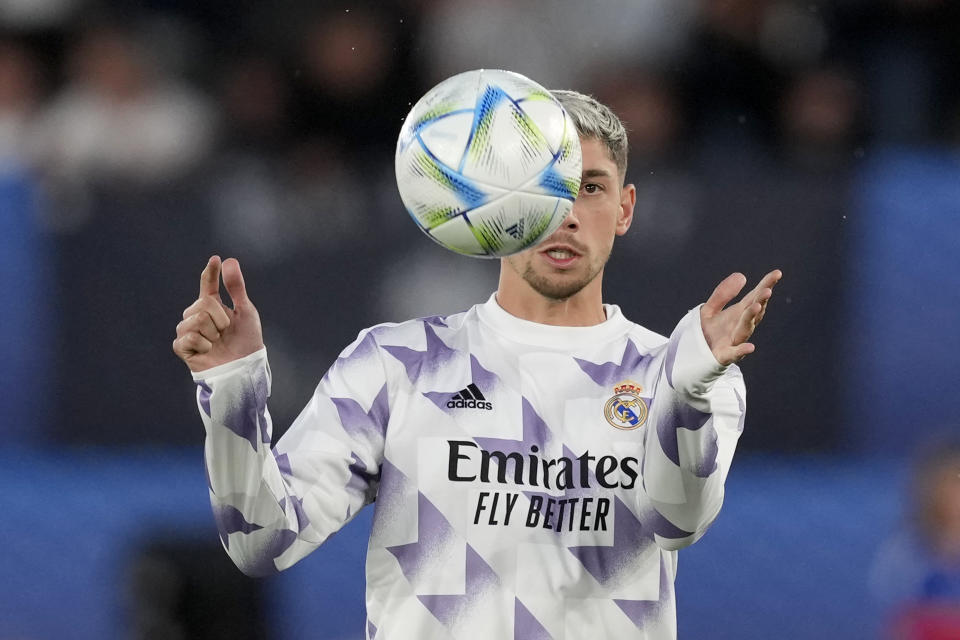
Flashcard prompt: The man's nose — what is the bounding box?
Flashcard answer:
[562,205,581,230]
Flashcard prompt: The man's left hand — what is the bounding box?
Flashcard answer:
[700,269,782,366]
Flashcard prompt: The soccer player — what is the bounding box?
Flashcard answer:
[173,90,781,639]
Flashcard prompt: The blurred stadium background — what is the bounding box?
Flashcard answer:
[2,0,959,638]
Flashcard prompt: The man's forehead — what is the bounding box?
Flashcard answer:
[579,136,617,175]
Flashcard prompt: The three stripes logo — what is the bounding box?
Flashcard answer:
[446,383,493,410]
[505,219,524,240]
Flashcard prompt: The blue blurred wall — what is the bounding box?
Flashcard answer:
[0,167,52,445]
[843,148,960,453]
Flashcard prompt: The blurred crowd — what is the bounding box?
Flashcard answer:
[2,0,959,447]
[871,439,960,638]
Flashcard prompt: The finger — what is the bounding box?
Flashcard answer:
[743,269,783,305]
[221,258,251,308]
[199,256,222,298]
[714,342,755,366]
[703,272,747,316]
[173,332,213,357]
[178,312,221,343]
[732,301,762,346]
[754,289,773,325]
[733,342,756,361]
[182,298,231,330]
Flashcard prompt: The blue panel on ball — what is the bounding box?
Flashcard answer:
[537,164,578,201]
[458,84,511,173]
[415,135,488,208]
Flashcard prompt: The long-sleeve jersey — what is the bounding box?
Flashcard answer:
[193,294,746,640]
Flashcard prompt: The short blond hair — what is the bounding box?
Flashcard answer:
[551,89,628,179]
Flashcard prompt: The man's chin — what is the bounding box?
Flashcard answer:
[522,269,593,301]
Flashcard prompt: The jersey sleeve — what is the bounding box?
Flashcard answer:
[640,305,747,551]
[193,329,389,576]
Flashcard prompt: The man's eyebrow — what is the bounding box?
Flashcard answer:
[582,168,613,179]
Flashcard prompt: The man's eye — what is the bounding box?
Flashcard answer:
[582,183,601,194]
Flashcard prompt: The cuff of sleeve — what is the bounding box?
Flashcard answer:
[668,305,728,403]
[191,347,270,387]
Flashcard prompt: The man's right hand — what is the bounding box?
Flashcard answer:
[173,256,265,373]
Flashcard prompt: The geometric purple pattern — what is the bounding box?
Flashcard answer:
[253,371,270,446]
[197,380,212,417]
[734,387,746,433]
[279,495,311,532]
[335,330,379,368]
[574,338,650,388]
[331,384,389,442]
[383,323,458,385]
[422,389,457,413]
[655,401,711,468]
[690,420,719,478]
[421,314,450,328]
[513,597,552,640]
[567,497,646,587]
[475,397,553,458]
[422,354,501,414]
[637,505,694,541]
[274,451,293,478]
[417,544,500,631]
[371,458,413,541]
[613,553,671,629]
[212,502,263,537]
[664,334,680,388]
[345,452,378,517]
[386,491,456,588]
[218,384,265,452]
[367,620,377,639]
[204,459,214,492]
[470,354,500,396]
[239,528,299,577]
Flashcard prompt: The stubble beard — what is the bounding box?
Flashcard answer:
[510,249,610,301]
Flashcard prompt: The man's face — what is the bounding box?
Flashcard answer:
[503,137,635,301]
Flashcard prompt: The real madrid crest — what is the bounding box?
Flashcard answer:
[604,381,648,430]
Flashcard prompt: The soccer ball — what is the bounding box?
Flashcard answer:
[395,69,582,258]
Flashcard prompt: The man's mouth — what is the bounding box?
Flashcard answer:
[539,244,582,267]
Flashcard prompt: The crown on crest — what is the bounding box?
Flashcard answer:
[613,381,643,395]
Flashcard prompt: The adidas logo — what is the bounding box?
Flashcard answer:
[505,219,524,239]
[446,383,493,410]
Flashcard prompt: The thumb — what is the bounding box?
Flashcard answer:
[221,257,251,308]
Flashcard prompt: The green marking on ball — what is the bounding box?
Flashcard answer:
[469,219,502,255]
[467,111,496,162]
[415,151,453,190]
[519,209,557,249]
[413,102,457,131]
[419,205,459,230]
[524,89,554,102]
[511,108,549,151]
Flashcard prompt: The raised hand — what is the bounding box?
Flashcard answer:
[172,256,265,372]
[700,269,782,366]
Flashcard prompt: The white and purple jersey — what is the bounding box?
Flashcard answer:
[193,294,746,639]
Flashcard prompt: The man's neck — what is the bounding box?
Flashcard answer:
[495,272,607,327]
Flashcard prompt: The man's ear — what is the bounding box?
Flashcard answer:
[617,183,636,236]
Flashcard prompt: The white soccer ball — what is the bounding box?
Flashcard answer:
[395,69,582,258]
